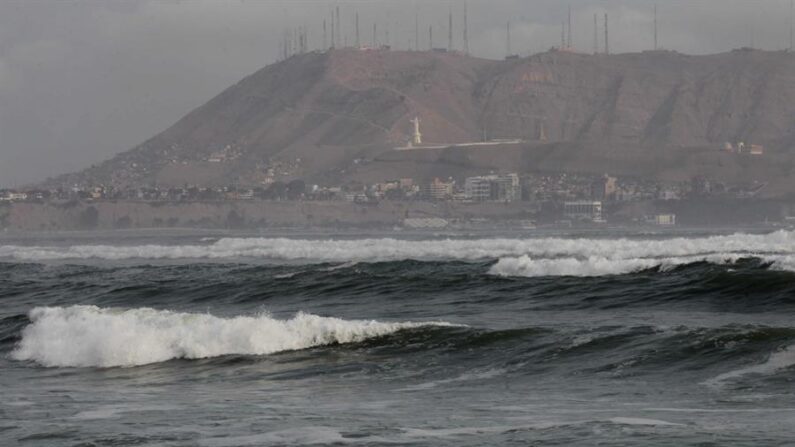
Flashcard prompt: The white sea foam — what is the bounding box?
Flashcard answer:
[704,345,795,388]
[0,231,793,262]
[11,306,452,368]
[488,253,756,277]
[397,368,506,391]
[608,417,685,427]
[2,231,795,276]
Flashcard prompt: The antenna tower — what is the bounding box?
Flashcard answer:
[654,4,658,50]
[463,2,469,54]
[567,5,572,49]
[507,21,511,57]
[593,13,598,54]
[335,6,340,48]
[330,9,335,49]
[604,13,609,55]
[356,12,360,47]
[415,3,419,51]
[448,6,453,51]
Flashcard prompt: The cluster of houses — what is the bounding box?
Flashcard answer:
[3,169,773,227]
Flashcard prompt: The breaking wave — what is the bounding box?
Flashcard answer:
[488,253,779,277]
[2,231,795,276]
[11,306,453,368]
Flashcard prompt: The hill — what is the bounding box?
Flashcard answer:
[44,47,795,196]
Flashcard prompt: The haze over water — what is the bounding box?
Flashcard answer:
[3,229,795,445]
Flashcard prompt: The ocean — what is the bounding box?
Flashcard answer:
[2,229,795,446]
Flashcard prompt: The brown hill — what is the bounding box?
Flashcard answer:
[47,48,795,196]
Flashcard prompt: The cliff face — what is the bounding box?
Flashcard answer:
[47,48,795,192]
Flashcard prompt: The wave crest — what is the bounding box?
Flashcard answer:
[11,306,452,368]
[1,230,795,262]
[3,231,795,277]
[488,254,759,277]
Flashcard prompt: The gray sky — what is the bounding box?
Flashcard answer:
[1,0,793,187]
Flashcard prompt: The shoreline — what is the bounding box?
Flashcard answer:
[1,198,793,233]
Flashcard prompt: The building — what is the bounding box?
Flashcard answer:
[465,176,493,201]
[5,192,28,201]
[399,178,414,189]
[658,188,680,200]
[428,178,455,200]
[564,200,603,222]
[492,173,520,202]
[653,214,676,226]
[403,217,448,229]
[591,174,617,200]
[464,174,520,202]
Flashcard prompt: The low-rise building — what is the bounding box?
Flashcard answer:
[465,173,520,202]
[564,200,603,222]
[403,217,448,229]
[7,192,28,201]
[591,174,617,200]
[653,214,676,226]
[428,178,455,200]
[465,176,492,201]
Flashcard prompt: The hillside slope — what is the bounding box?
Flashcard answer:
[46,48,795,194]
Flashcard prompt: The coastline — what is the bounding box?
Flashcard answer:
[0,198,792,232]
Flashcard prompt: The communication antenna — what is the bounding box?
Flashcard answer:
[561,21,565,49]
[604,13,609,55]
[356,12,360,48]
[506,21,511,57]
[430,25,433,50]
[790,0,793,51]
[396,19,401,49]
[323,19,327,50]
[374,23,378,47]
[448,5,454,51]
[330,9,335,49]
[568,5,572,49]
[463,1,469,54]
[654,4,658,50]
[593,13,598,54]
[335,6,341,48]
[415,3,420,51]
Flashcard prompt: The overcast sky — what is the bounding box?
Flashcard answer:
[2,0,794,187]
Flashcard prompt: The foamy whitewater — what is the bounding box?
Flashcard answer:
[3,230,795,446]
[12,306,451,368]
[2,230,795,277]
